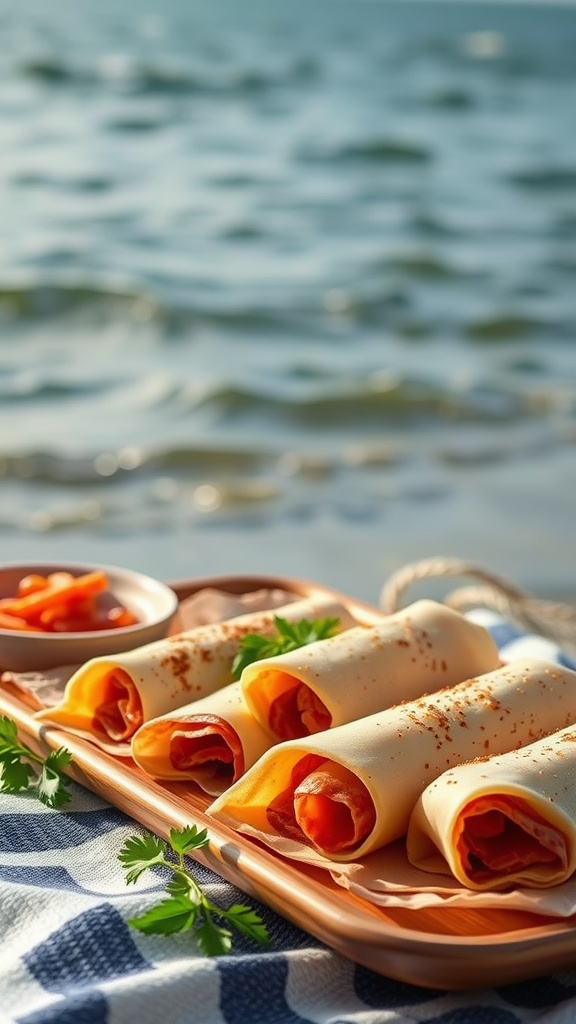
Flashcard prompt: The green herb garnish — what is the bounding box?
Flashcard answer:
[231,614,340,681]
[119,825,269,956]
[0,715,72,808]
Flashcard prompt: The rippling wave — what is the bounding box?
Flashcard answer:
[1,0,576,593]
[16,53,318,97]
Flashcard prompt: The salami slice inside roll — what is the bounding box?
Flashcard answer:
[407,724,576,890]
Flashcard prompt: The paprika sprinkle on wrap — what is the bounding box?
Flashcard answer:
[34,593,358,751]
[131,599,499,793]
[407,724,576,891]
[208,659,576,863]
[240,599,500,740]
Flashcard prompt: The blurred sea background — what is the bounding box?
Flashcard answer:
[1,0,576,606]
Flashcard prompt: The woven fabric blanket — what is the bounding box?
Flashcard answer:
[2,614,576,1024]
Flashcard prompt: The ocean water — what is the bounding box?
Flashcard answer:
[1,0,576,606]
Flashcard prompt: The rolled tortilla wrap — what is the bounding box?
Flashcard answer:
[34,594,358,748]
[209,659,576,862]
[407,724,576,890]
[131,599,499,792]
[241,599,500,740]
[131,682,273,795]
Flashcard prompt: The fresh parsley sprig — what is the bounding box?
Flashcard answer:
[231,614,340,681]
[119,825,269,956]
[0,715,73,808]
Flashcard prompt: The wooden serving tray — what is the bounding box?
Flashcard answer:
[3,572,576,991]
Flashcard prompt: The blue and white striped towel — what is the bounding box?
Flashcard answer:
[2,615,576,1024]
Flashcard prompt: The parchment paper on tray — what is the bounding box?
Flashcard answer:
[222,824,576,917]
[0,665,79,710]
[172,587,297,632]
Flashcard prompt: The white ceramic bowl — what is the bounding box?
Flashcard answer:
[0,562,179,672]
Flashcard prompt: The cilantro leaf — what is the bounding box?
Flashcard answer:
[119,826,269,955]
[231,614,340,680]
[195,915,232,957]
[219,903,271,946]
[169,824,209,856]
[0,717,73,807]
[128,896,199,936]
[0,716,20,747]
[118,833,167,883]
[38,750,73,808]
[166,873,194,899]
[0,758,35,793]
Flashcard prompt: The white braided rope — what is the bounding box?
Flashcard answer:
[380,557,576,654]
